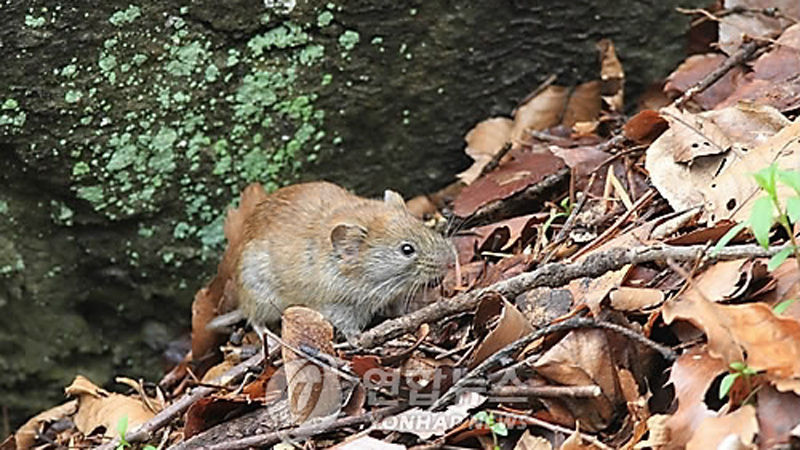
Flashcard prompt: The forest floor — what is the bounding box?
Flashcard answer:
[6,2,800,449]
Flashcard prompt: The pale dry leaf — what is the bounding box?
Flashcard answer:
[562,81,602,128]
[65,375,155,439]
[609,287,665,311]
[281,306,341,424]
[332,436,406,449]
[663,347,727,449]
[685,405,758,450]
[514,430,553,450]
[634,414,671,449]
[597,39,624,112]
[510,85,569,147]
[14,400,77,450]
[718,0,799,55]
[458,117,514,185]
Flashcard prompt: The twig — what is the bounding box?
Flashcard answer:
[96,353,264,450]
[477,142,512,178]
[489,385,602,399]
[355,242,785,349]
[540,173,595,264]
[199,404,407,450]
[490,409,612,450]
[674,39,762,109]
[429,317,676,410]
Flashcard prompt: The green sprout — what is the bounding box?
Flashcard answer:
[719,361,758,400]
[473,411,508,450]
[116,416,130,450]
[712,164,800,272]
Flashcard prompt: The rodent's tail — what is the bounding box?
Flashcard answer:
[206,309,246,332]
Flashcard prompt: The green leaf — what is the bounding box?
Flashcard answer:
[491,422,508,437]
[774,298,798,315]
[768,247,794,271]
[753,164,777,195]
[749,196,775,248]
[143,446,158,450]
[778,170,800,196]
[711,222,747,256]
[786,197,800,224]
[473,411,489,424]
[719,372,740,399]
[729,361,747,371]
[117,415,128,438]
[742,366,758,376]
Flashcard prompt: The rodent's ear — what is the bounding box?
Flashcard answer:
[384,190,407,210]
[330,224,367,261]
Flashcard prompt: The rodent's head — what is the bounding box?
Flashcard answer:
[330,190,455,298]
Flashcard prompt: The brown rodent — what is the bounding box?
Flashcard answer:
[234,181,455,337]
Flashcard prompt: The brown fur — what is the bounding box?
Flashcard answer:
[233,182,454,336]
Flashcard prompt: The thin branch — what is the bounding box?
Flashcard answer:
[355,243,785,349]
[429,317,675,410]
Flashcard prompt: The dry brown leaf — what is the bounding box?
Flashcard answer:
[663,347,727,449]
[685,405,758,450]
[533,329,620,432]
[756,385,800,448]
[14,400,77,450]
[663,295,800,377]
[281,306,341,423]
[597,39,624,112]
[65,375,155,439]
[609,287,664,311]
[645,103,790,219]
[332,436,406,449]
[562,81,602,128]
[560,426,598,450]
[703,117,800,223]
[470,297,534,367]
[623,110,669,144]
[458,117,514,185]
[510,85,569,146]
[452,149,566,217]
[634,414,671,449]
[514,430,553,450]
[664,53,744,110]
[718,0,799,55]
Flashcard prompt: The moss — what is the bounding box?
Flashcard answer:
[317,11,334,27]
[52,7,334,256]
[24,15,46,28]
[338,30,360,52]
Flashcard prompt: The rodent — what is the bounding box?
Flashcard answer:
[231,181,455,338]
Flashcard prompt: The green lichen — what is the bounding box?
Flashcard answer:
[0,200,8,215]
[338,30,360,52]
[109,5,142,26]
[317,11,334,27]
[24,15,46,28]
[57,9,335,256]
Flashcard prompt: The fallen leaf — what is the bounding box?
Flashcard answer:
[623,110,669,144]
[597,39,624,112]
[281,306,342,423]
[14,400,77,450]
[685,405,758,450]
[609,287,664,311]
[664,347,727,449]
[458,117,514,185]
[514,430,553,450]
[65,375,155,439]
[756,385,800,448]
[562,81,602,128]
[470,296,534,367]
[511,86,569,147]
[664,53,744,110]
[718,0,799,55]
[333,436,406,449]
[663,295,800,377]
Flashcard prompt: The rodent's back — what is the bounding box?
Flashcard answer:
[236,181,454,335]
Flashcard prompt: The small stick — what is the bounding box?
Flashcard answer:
[198,404,407,450]
[354,242,786,349]
[489,385,602,399]
[429,317,675,410]
[674,39,762,109]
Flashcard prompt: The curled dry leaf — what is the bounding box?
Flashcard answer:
[663,294,800,377]
[663,347,727,449]
[623,110,668,145]
[281,306,342,423]
[533,329,620,432]
[469,296,534,367]
[609,287,664,312]
[562,81,602,129]
[65,375,155,439]
[458,117,514,185]
[513,430,553,450]
[685,404,758,450]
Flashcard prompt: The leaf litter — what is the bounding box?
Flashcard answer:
[10,2,800,450]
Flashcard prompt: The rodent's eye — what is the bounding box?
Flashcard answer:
[400,243,416,256]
